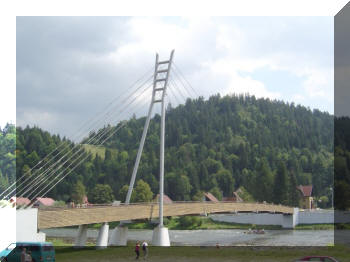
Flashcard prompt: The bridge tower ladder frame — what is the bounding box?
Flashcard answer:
[110,50,175,247]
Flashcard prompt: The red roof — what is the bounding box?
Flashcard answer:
[204,192,219,202]
[9,197,31,205]
[297,185,313,197]
[154,194,173,204]
[222,192,243,202]
[35,197,55,206]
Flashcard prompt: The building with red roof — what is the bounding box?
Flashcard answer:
[222,191,243,202]
[154,194,173,204]
[34,197,55,207]
[203,192,219,202]
[297,185,314,209]
[9,197,31,206]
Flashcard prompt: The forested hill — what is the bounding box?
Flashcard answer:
[335,117,350,210]
[0,124,16,192]
[16,94,334,207]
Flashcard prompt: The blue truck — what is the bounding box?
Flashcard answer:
[0,242,55,262]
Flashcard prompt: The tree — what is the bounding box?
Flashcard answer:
[89,184,114,204]
[273,161,289,205]
[209,186,223,201]
[192,191,204,201]
[134,179,153,202]
[118,184,135,202]
[318,196,329,209]
[165,173,192,201]
[71,181,86,204]
[255,159,273,202]
[216,169,235,197]
[288,171,300,207]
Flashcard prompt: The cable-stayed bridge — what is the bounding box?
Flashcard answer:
[38,202,295,229]
[1,51,297,247]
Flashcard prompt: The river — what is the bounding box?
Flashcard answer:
[42,228,334,246]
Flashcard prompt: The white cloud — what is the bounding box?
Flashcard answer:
[16,16,334,136]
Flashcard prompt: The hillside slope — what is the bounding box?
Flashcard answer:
[15,94,334,206]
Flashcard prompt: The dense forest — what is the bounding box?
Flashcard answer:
[13,94,335,208]
[334,117,350,210]
[0,124,16,192]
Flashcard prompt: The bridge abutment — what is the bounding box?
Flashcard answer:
[74,224,88,247]
[109,224,128,246]
[96,222,109,248]
[152,225,170,246]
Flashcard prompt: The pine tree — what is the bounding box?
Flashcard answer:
[288,171,300,207]
[273,161,289,205]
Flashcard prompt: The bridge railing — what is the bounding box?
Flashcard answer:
[37,200,294,212]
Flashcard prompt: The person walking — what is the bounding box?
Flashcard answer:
[20,248,26,262]
[142,241,148,259]
[135,242,140,259]
[25,251,32,262]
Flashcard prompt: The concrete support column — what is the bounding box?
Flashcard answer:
[293,208,299,227]
[74,224,88,247]
[96,222,109,248]
[152,225,170,246]
[282,208,299,229]
[109,224,128,246]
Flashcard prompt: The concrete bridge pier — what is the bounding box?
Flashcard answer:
[96,222,109,248]
[109,224,128,246]
[152,225,170,246]
[74,224,88,247]
[282,208,299,228]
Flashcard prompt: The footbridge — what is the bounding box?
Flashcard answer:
[38,201,294,229]
[2,51,298,248]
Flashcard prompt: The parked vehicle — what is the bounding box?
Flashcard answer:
[0,242,55,262]
[0,243,15,261]
[295,256,339,262]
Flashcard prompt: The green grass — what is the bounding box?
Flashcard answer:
[69,217,338,232]
[82,144,106,159]
[165,216,282,230]
[55,244,350,262]
[86,217,282,231]
[295,224,335,230]
[335,223,350,230]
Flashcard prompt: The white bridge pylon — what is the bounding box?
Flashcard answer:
[110,50,175,247]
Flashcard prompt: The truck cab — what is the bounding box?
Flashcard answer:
[0,242,55,262]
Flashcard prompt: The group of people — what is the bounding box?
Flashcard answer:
[245,228,265,234]
[135,241,148,260]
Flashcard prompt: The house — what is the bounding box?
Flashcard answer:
[222,191,243,202]
[203,192,219,202]
[153,194,173,204]
[9,197,31,206]
[15,197,31,206]
[33,197,55,207]
[297,185,313,209]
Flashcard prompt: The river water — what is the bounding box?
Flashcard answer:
[42,228,334,246]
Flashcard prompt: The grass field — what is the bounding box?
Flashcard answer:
[55,245,350,262]
[82,144,106,159]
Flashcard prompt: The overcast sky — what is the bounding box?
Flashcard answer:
[16,16,334,139]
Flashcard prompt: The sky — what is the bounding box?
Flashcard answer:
[15,16,335,139]
[335,2,350,117]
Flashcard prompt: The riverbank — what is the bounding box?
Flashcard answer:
[55,245,350,262]
[45,228,334,247]
[86,216,334,230]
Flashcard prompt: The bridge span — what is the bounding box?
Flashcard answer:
[38,201,294,229]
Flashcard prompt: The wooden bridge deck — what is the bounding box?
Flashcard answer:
[37,202,294,229]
